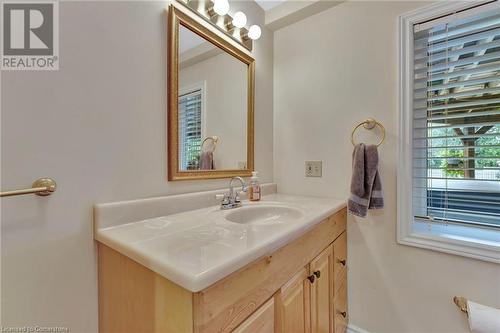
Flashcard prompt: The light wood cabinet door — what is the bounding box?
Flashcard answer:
[310,245,334,333]
[333,232,347,295]
[275,267,311,333]
[233,297,275,333]
[333,282,347,333]
[333,232,348,333]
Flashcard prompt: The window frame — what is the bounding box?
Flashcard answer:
[178,81,207,170]
[398,1,500,264]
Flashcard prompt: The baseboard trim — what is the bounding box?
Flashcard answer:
[347,323,371,333]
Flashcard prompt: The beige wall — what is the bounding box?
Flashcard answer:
[273,1,500,332]
[0,1,272,331]
[180,51,248,169]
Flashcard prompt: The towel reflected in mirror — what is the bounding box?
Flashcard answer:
[200,151,215,170]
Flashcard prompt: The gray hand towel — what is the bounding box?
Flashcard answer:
[348,143,384,217]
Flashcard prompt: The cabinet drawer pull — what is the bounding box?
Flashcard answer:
[338,259,346,266]
[340,311,347,318]
[313,270,321,278]
[307,274,315,283]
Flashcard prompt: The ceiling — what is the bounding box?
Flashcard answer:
[255,0,286,11]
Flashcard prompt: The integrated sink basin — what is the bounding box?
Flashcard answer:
[224,204,304,225]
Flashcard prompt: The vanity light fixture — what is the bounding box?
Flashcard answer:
[232,11,247,28]
[212,0,229,16]
[178,0,259,51]
[247,25,261,40]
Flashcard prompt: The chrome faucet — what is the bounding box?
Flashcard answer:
[216,176,247,210]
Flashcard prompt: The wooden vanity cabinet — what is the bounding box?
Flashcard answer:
[271,231,346,333]
[98,208,347,333]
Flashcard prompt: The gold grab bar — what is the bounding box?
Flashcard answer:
[0,178,57,197]
[351,118,386,147]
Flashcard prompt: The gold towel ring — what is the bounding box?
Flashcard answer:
[351,118,385,147]
[201,136,219,152]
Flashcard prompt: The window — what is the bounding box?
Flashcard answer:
[399,2,500,263]
[178,83,205,170]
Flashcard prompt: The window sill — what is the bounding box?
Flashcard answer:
[398,221,500,264]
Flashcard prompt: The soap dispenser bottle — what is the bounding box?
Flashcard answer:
[249,171,261,201]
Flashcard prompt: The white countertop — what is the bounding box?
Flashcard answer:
[95,193,346,292]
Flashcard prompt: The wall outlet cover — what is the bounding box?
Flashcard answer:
[238,161,247,170]
[305,160,322,177]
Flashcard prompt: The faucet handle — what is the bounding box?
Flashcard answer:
[216,193,230,205]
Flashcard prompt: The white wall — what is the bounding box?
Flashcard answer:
[0,1,272,331]
[273,2,500,332]
[180,51,248,169]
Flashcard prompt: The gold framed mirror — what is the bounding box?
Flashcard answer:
[167,4,255,181]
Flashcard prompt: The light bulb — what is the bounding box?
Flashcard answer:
[248,25,261,40]
[232,11,247,28]
[213,0,229,16]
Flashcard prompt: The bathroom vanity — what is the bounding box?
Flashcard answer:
[95,6,348,331]
[94,187,347,333]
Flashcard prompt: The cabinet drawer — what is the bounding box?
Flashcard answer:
[333,231,347,294]
[333,282,347,333]
[233,297,274,333]
[328,209,347,243]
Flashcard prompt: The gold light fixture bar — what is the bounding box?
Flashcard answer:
[179,0,253,51]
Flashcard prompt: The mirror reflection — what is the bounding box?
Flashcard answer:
[178,25,248,171]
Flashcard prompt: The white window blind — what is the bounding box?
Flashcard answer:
[178,88,202,170]
[412,4,500,228]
